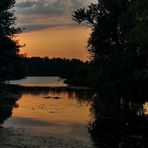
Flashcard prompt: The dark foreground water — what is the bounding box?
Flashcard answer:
[0,77,148,148]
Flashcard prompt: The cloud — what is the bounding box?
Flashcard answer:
[22,23,79,32]
[15,1,36,8]
[15,0,97,32]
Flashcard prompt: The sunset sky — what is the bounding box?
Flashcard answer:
[15,0,97,61]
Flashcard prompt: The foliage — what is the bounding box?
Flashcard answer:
[0,0,24,81]
[73,0,148,82]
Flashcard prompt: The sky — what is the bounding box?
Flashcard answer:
[15,0,97,60]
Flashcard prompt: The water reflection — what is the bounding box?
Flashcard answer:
[6,84,94,104]
[1,85,93,144]
[0,84,147,148]
[89,87,148,148]
[0,86,22,125]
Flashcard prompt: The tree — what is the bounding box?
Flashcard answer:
[73,0,148,82]
[0,0,24,81]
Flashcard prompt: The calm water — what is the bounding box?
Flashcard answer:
[8,76,67,87]
[4,90,91,142]
[0,77,148,148]
[2,77,94,147]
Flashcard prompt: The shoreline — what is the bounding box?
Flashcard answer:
[0,127,94,148]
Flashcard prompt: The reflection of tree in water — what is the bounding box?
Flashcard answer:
[0,86,22,125]
[74,90,95,105]
[7,84,95,102]
[0,85,93,125]
[89,88,148,148]
[7,85,90,96]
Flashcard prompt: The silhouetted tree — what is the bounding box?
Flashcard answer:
[73,0,148,82]
[0,0,24,81]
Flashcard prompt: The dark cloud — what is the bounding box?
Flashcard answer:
[16,0,83,15]
[15,1,36,8]
[15,0,96,32]
[22,23,78,32]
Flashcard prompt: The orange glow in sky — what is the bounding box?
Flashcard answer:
[19,26,90,61]
[15,0,97,60]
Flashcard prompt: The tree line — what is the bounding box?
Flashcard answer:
[22,57,92,86]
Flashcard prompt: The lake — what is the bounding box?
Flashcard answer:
[0,76,148,148]
[1,77,94,147]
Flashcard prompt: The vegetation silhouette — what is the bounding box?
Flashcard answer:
[0,1,147,147]
[73,0,148,85]
[0,0,25,81]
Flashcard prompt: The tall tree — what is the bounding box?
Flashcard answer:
[73,0,148,82]
[0,0,24,81]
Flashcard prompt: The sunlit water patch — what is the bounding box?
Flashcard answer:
[3,90,92,144]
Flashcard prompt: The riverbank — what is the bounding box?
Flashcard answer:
[0,127,93,148]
